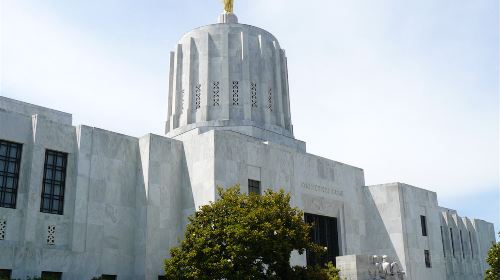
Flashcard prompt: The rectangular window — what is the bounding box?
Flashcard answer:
[101,275,117,280]
[41,271,62,280]
[40,150,68,215]
[158,276,166,280]
[460,230,465,259]
[469,231,474,258]
[450,228,455,258]
[440,226,446,257]
[0,269,12,279]
[420,215,428,236]
[424,250,431,268]
[304,213,340,266]
[248,179,261,195]
[0,140,22,209]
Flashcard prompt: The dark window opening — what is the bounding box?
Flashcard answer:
[40,150,67,215]
[460,230,465,259]
[440,226,446,257]
[0,269,12,280]
[450,228,455,258]
[469,231,474,258]
[101,275,117,280]
[304,213,340,266]
[420,215,428,236]
[158,276,166,280]
[41,271,62,280]
[0,140,22,209]
[424,250,431,268]
[248,179,261,195]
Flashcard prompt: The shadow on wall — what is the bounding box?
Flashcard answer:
[361,186,403,274]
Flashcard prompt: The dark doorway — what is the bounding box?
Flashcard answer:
[304,213,340,266]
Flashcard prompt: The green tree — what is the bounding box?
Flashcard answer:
[164,185,339,280]
[485,233,500,280]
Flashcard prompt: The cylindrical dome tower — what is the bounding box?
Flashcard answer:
[166,12,301,148]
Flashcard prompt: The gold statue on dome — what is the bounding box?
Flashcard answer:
[222,0,234,13]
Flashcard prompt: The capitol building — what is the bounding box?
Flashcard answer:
[0,5,495,280]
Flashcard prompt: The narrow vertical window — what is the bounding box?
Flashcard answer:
[40,150,68,215]
[248,179,261,195]
[420,215,428,236]
[440,226,446,257]
[424,250,431,268]
[0,140,22,209]
[212,81,220,106]
[267,88,273,111]
[450,228,455,258]
[251,82,257,108]
[469,231,474,258]
[232,81,239,106]
[194,84,201,110]
[460,230,465,259]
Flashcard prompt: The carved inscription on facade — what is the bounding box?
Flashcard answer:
[301,182,343,196]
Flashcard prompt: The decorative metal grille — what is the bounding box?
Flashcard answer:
[194,84,201,110]
[47,225,56,245]
[0,140,22,209]
[212,81,220,106]
[0,220,6,240]
[40,150,67,215]
[267,88,273,111]
[251,82,257,108]
[179,89,185,112]
[232,81,239,106]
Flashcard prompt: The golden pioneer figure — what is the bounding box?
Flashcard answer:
[223,0,234,13]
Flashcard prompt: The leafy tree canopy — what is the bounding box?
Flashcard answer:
[485,233,500,280]
[164,185,339,280]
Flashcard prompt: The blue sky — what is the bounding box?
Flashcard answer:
[1,0,498,234]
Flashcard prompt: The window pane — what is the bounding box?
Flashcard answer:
[5,177,14,188]
[53,185,61,196]
[55,171,62,181]
[9,146,17,157]
[45,168,53,180]
[47,154,54,165]
[44,183,53,195]
[0,144,7,156]
[7,161,15,173]
[56,156,64,167]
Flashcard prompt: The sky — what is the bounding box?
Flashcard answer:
[1,0,498,234]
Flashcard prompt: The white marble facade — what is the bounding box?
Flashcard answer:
[0,13,495,280]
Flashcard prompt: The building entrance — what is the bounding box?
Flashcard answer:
[304,213,340,266]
